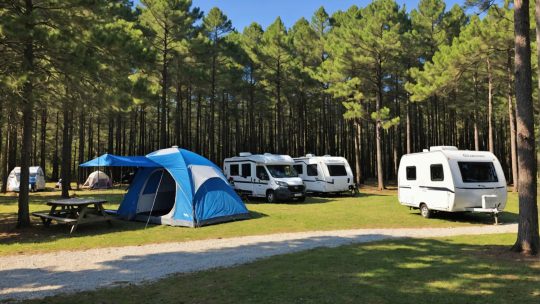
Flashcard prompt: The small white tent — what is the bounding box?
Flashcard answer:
[7,166,46,192]
[82,171,112,189]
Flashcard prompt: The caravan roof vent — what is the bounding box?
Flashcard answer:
[263,153,273,156]
[171,145,179,148]
[422,149,429,152]
[323,155,331,157]
[305,154,314,158]
[239,152,252,157]
[430,146,458,151]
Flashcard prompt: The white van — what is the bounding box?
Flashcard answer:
[293,154,355,194]
[223,153,306,203]
[398,146,507,223]
[7,166,46,192]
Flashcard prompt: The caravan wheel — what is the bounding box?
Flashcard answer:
[420,204,431,218]
[266,190,276,203]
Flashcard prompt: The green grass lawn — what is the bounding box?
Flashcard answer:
[0,184,520,256]
[26,233,540,304]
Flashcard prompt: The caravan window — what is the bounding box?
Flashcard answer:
[307,164,318,176]
[458,162,498,183]
[327,164,347,176]
[256,166,269,180]
[406,166,416,180]
[430,164,444,181]
[267,165,298,178]
[241,163,251,178]
[293,165,303,175]
[230,164,239,176]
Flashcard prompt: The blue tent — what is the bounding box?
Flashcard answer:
[112,148,250,227]
[80,154,159,167]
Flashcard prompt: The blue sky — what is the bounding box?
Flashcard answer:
[189,0,467,31]
[134,1,467,31]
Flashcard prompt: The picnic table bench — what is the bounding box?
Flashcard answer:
[32,198,113,233]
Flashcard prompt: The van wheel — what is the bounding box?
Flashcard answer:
[266,190,276,203]
[420,204,431,218]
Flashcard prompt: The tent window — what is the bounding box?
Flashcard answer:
[307,164,318,176]
[143,171,163,194]
[241,163,251,178]
[230,164,239,176]
[406,166,416,180]
[293,164,303,175]
[430,164,444,181]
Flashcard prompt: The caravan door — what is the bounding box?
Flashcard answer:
[425,164,451,210]
[254,165,270,197]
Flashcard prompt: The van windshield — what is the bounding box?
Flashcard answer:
[458,162,498,183]
[266,165,298,178]
[327,164,347,176]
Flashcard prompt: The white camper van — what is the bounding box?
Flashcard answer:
[7,166,46,192]
[398,146,507,223]
[223,153,306,203]
[293,154,355,194]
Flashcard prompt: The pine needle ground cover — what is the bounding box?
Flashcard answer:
[0,184,519,256]
[29,233,540,304]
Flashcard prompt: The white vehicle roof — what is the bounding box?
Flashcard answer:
[402,146,498,162]
[11,166,42,174]
[293,154,349,164]
[224,153,294,165]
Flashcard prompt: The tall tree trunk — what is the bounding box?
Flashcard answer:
[17,0,35,228]
[39,109,47,175]
[512,0,539,255]
[61,106,72,198]
[473,73,480,151]
[375,63,384,191]
[354,120,362,185]
[507,51,519,192]
[487,58,494,153]
[78,109,85,186]
[52,111,60,181]
[160,29,169,149]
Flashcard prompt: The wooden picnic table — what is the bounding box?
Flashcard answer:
[32,198,113,233]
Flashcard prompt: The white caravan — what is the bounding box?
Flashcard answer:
[7,166,46,192]
[398,146,507,223]
[293,154,355,194]
[223,153,306,203]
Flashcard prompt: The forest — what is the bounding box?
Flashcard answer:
[1,0,539,247]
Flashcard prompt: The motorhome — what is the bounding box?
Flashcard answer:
[223,153,306,203]
[7,166,46,192]
[397,146,507,223]
[293,154,355,194]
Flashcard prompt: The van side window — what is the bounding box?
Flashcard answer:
[256,166,269,180]
[293,164,303,175]
[406,166,416,180]
[230,164,239,176]
[430,164,444,181]
[307,164,318,176]
[241,163,251,178]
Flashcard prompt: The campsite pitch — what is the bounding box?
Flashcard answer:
[0,225,518,301]
[9,232,540,304]
[0,184,520,256]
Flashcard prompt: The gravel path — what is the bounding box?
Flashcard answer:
[0,224,516,302]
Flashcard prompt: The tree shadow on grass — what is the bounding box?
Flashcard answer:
[4,235,540,303]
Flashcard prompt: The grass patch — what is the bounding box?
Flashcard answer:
[27,234,540,304]
[0,184,520,256]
